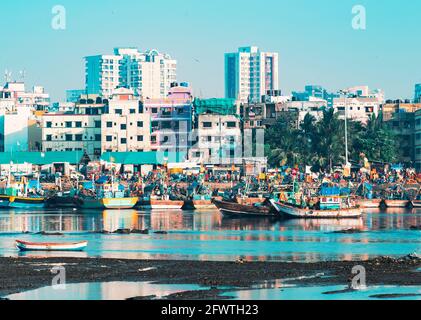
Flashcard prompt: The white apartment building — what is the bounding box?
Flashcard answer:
[101,88,151,153]
[0,82,50,113]
[85,48,177,99]
[333,97,380,124]
[225,46,279,103]
[282,100,327,124]
[191,114,242,164]
[41,114,102,160]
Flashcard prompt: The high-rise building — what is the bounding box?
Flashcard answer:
[85,48,177,99]
[225,46,279,103]
[414,84,421,103]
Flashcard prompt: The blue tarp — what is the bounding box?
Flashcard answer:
[28,180,40,189]
[96,176,109,184]
[320,187,340,196]
[82,181,94,190]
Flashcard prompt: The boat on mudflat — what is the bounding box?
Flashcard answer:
[213,199,279,218]
[16,240,88,252]
[269,200,362,219]
[383,199,409,208]
[355,198,382,209]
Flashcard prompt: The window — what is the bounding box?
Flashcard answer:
[203,122,212,128]
[121,138,127,144]
[115,109,122,115]
[137,135,143,142]
[207,136,212,142]
[46,148,52,152]
[95,121,101,128]
[106,122,113,128]
[46,135,52,141]
[75,121,82,128]
[226,121,236,128]
[130,109,136,114]
[65,134,72,141]
[95,134,101,141]
[46,121,52,128]
[106,136,113,142]
[65,122,72,128]
[75,134,83,141]
[137,121,143,127]
[121,124,127,130]
[151,108,158,114]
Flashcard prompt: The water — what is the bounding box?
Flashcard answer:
[5,281,208,300]
[222,285,421,300]
[5,281,421,300]
[0,208,420,262]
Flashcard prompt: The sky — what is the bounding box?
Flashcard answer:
[0,0,420,102]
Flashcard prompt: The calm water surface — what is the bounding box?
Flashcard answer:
[0,208,420,262]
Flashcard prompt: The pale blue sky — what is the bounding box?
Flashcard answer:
[0,0,420,101]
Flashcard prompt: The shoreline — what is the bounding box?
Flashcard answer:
[0,255,420,299]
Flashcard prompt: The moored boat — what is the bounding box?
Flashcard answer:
[16,240,88,252]
[0,195,11,208]
[9,196,45,209]
[355,198,382,209]
[270,199,362,219]
[213,198,279,218]
[139,197,184,210]
[411,200,421,208]
[383,199,409,208]
[102,195,138,209]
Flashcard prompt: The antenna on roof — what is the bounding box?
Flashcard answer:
[19,70,26,82]
[4,70,12,82]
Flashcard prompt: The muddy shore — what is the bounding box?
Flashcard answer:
[0,255,419,299]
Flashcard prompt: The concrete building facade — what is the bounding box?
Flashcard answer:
[225,46,279,103]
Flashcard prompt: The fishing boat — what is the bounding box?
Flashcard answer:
[270,199,362,219]
[140,196,184,210]
[183,182,216,210]
[46,190,81,208]
[213,198,279,218]
[101,192,138,209]
[9,196,46,209]
[411,199,421,208]
[270,184,362,219]
[355,198,382,209]
[383,184,410,208]
[383,199,410,208]
[16,240,88,252]
[0,195,11,208]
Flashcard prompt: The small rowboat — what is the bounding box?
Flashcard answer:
[411,200,421,208]
[16,240,88,252]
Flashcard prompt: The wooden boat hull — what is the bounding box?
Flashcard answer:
[46,196,81,208]
[140,199,184,210]
[236,197,266,205]
[9,197,45,209]
[16,240,88,252]
[183,199,216,210]
[270,200,362,219]
[78,198,104,209]
[410,200,421,208]
[213,199,279,218]
[356,199,382,209]
[0,195,11,208]
[383,200,409,208]
[101,197,138,209]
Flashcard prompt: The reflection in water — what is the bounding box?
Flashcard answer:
[0,208,420,262]
[6,281,207,300]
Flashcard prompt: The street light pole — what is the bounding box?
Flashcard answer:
[344,95,349,165]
